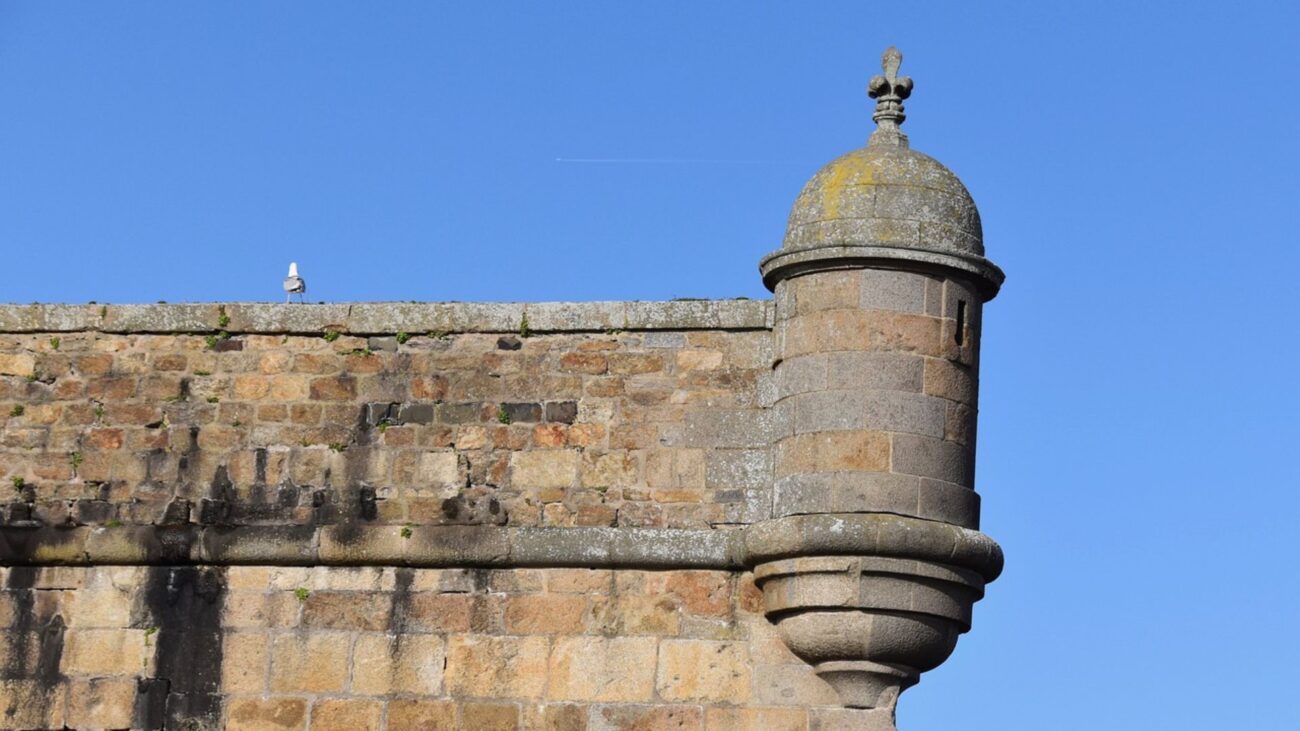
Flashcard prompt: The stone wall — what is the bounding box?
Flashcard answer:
[0,302,774,538]
[1,563,881,731]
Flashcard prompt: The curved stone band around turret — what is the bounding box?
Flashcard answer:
[743,513,1004,583]
[759,243,1006,301]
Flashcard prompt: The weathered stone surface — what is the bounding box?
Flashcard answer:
[590,704,703,731]
[386,700,458,729]
[351,633,445,695]
[226,697,308,731]
[446,634,550,699]
[656,639,752,703]
[269,633,350,692]
[310,699,384,731]
[775,431,891,477]
[547,636,657,701]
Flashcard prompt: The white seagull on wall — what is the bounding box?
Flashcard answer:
[283,262,306,303]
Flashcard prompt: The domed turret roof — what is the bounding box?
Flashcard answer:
[759,48,1003,299]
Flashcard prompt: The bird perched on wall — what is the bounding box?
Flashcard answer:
[283,262,306,303]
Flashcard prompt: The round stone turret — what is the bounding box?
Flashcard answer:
[746,47,1004,728]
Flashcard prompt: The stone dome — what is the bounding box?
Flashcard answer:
[783,144,983,257]
[759,48,1003,299]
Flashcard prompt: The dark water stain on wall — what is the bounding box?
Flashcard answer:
[133,566,227,730]
[2,567,65,725]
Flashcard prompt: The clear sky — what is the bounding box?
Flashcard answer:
[3,2,1299,729]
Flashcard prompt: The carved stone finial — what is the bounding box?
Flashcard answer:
[868,46,913,147]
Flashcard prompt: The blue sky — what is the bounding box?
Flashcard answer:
[3,2,1299,729]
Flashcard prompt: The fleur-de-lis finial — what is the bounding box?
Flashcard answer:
[868,46,913,147]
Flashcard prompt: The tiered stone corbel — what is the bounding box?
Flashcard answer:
[745,514,1002,711]
[748,47,1006,725]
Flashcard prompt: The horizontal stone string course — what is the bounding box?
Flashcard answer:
[0,300,774,335]
[0,512,1003,581]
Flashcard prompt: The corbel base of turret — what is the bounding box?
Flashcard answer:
[743,514,1002,716]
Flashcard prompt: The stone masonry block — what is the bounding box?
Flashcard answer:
[414,451,463,492]
[66,586,133,627]
[924,357,977,405]
[309,699,383,731]
[222,630,270,694]
[0,680,65,730]
[858,269,930,314]
[656,639,752,703]
[773,472,979,528]
[64,677,136,730]
[446,634,550,699]
[351,633,445,695]
[946,401,977,448]
[590,705,703,731]
[791,269,862,313]
[781,309,942,359]
[225,697,308,731]
[791,389,947,438]
[751,662,841,707]
[60,628,149,676]
[666,409,788,449]
[546,636,658,702]
[504,594,589,635]
[705,707,808,731]
[269,633,350,693]
[300,591,392,631]
[386,700,458,729]
[808,708,899,731]
[511,450,579,489]
[775,431,890,477]
[774,354,829,399]
[462,703,521,731]
[704,449,769,490]
[891,433,975,486]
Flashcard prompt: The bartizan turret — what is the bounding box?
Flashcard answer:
[746,47,1004,728]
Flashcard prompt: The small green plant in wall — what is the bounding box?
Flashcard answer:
[293,587,310,602]
[11,476,24,490]
[323,329,341,343]
[400,524,414,539]
[69,452,83,469]
[496,406,512,424]
[48,337,60,350]
[9,405,22,417]
[395,331,411,345]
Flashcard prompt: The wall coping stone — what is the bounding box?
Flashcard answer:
[0,300,774,334]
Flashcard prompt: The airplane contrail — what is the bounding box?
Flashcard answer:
[555,157,805,165]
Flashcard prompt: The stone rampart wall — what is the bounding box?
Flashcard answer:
[0,302,773,540]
